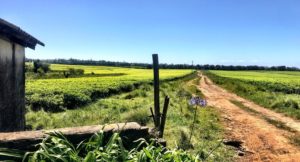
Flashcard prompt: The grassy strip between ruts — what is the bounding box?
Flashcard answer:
[230,100,300,147]
[26,72,234,161]
[230,100,295,133]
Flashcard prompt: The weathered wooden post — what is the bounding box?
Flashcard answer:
[159,96,170,138]
[151,54,170,138]
[152,54,160,129]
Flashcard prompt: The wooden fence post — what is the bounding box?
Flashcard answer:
[159,96,170,138]
[152,54,160,129]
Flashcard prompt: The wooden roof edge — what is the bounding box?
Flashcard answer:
[0,18,45,50]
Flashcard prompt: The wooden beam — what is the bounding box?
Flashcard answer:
[0,122,149,151]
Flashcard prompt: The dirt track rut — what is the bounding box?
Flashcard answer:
[199,74,300,162]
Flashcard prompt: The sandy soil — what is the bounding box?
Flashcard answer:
[198,74,300,162]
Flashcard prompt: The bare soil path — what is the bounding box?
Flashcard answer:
[199,74,300,162]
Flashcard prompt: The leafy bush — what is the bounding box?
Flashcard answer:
[33,61,50,73]
[25,63,33,72]
[68,68,85,75]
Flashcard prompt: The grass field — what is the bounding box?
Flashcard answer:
[25,64,193,112]
[206,70,300,119]
[26,72,234,161]
[23,65,236,160]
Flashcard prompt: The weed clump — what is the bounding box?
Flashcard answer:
[271,99,299,110]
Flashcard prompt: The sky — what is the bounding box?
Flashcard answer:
[1,0,299,66]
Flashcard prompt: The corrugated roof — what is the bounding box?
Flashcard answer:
[0,18,44,50]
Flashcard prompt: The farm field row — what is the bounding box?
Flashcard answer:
[25,64,194,112]
[210,70,300,85]
[206,70,300,119]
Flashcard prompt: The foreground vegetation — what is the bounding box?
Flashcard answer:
[1,131,198,161]
[206,70,300,119]
[26,72,234,161]
[25,63,193,112]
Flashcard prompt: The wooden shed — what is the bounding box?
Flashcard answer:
[0,18,44,132]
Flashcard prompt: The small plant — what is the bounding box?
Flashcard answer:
[188,97,207,145]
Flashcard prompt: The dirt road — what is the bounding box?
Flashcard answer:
[198,75,300,162]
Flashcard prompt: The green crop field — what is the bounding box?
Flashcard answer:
[21,65,239,161]
[210,70,300,88]
[206,70,300,119]
[25,64,193,112]
[25,71,234,161]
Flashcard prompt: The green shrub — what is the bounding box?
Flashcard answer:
[271,99,299,110]
[33,61,50,73]
[28,93,64,112]
[25,63,33,72]
[68,68,85,75]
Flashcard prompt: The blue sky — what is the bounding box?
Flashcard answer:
[1,0,299,66]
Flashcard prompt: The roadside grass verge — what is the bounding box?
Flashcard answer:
[26,72,234,161]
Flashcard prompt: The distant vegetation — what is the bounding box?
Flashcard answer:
[25,60,50,74]
[25,63,193,112]
[206,70,300,119]
[26,58,299,71]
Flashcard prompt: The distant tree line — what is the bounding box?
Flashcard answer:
[25,58,299,71]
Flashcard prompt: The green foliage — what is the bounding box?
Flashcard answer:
[25,63,34,72]
[26,73,234,161]
[68,68,85,75]
[26,64,193,111]
[33,61,50,73]
[206,70,300,119]
[208,70,300,94]
[0,131,198,162]
[122,109,150,126]
[271,99,299,110]
[62,68,85,78]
